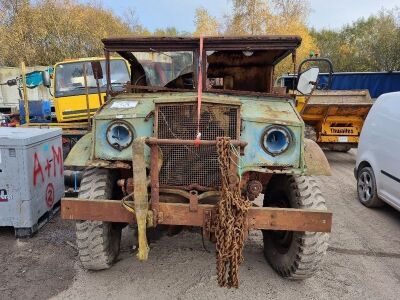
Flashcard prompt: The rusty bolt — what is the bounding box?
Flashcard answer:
[246,180,263,201]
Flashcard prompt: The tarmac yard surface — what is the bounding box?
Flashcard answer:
[1,150,400,300]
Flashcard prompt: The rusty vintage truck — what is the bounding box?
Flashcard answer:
[62,36,332,284]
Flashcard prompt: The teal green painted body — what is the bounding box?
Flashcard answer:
[90,92,305,175]
[64,133,92,168]
[239,97,304,174]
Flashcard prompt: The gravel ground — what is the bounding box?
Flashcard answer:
[1,149,400,300]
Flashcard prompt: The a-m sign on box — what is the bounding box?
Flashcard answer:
[0,127,64,237]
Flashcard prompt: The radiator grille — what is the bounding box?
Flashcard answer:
[157,102,239,188]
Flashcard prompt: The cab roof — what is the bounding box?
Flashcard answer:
[55,56,123,65]
[102,35,301,65]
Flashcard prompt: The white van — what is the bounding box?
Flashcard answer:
[355,92,400,211]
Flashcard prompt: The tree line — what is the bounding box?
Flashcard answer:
[311,8,400,72]
[0,0,399,73]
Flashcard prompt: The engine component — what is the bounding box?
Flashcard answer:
[246,180,263,201]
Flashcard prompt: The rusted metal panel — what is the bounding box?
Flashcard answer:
[240,98,301,125]
[188,191,199,212]
[61,198,332,232]
[207,59,275,93]
[86,159,131,169]
[124,84,194,93]
[206,88,289,98]
[154,94,242,105]
[102,36,301,54]
[146,137,247,147]
[150,144,160,224]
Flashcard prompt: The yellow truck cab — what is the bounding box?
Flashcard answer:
[53,57,130,122]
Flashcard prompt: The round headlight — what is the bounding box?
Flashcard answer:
[261,126,292,155]
[106,121,134,150]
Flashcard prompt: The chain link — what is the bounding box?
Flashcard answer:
[215,137,251,288]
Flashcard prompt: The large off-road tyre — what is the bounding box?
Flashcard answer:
[357,166,383,208]
[75,168,122,270]
[326,144,352,152]
[262,175,329,279]
[305,125,317,142]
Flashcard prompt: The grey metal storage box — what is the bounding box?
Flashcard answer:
[0,127,64,237]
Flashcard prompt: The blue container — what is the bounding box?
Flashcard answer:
[19,100,52,124]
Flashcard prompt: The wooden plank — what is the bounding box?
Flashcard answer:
[247,207,332,232]
[158,202,208,226]
[61,198,332,232]
[62,198,134,223]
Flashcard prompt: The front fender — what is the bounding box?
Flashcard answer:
[64,133,92,168]
[304,139,331,176]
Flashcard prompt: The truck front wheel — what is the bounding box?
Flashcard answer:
[75,168,122,270]
[262,175,329,279]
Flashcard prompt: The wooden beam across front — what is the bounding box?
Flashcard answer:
[61,198,332,233]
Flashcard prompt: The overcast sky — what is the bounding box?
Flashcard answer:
[99,0,400,32]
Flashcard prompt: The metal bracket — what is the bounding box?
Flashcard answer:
[189,190,199,212]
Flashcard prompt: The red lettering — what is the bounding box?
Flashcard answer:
[45,159,52,177]
[52,146,63,177]
[33,153,44,186]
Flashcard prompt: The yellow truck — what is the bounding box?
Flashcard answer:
[19,57,130,129]
[297,90,372,151]
[52,57,130,122]
[18,57,130,160]
[278,58,373,152]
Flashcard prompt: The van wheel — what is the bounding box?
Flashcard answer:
[75,168,122,270]
[357,167,383,208]
[262,175,329,279]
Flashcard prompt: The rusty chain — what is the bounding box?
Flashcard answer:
[215,137,251,288]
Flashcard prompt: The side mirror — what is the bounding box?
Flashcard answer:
[297,67,319,95]
[42,71,51,88]
[91,61,103,80]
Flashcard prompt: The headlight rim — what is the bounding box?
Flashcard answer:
[260,125,293,156]
[106,119,134,151]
